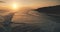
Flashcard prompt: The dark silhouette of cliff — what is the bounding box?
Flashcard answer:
[35,5,60,23]
[35,5,60,14]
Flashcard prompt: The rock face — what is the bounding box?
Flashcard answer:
[35,5,60,23]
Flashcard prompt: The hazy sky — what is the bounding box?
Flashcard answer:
[0,0,60,8]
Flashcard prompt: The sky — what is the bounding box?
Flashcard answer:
[0,0,60,8]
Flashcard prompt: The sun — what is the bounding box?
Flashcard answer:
[12,3,17,9]
[10,3,19,12]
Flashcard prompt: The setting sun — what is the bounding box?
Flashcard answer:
[10,3,19,12]
[12,3,17,9]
